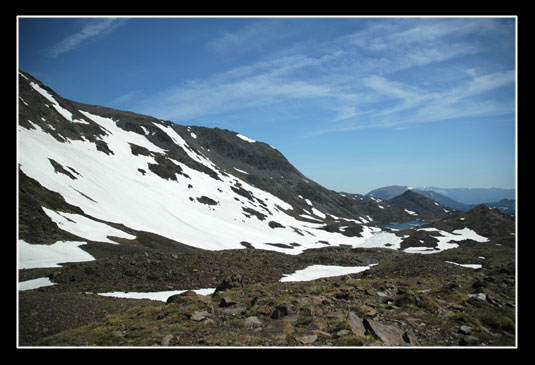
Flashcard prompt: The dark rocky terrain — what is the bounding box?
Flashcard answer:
[19,205,516,347]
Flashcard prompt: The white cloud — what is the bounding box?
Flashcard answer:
[363,75,424,102]
[47,18,127,58]
[139,70,333,122]
[136,18,514,134]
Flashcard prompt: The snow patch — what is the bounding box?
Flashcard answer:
[98,288,216,302]
[233,167,248,174]
[19,277,55,291]
[280,265,375,282]
[360,232,404,250]
[445,261,482,270]
[18,239,95,269]
[311,207,326,219]
[236,133,256,143]
[42,207,135,244]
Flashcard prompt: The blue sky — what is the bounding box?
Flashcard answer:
[18,16,516,194]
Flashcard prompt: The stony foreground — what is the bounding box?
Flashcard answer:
[19,238,515,347]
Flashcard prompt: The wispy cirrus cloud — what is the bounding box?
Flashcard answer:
[47,18,127,58]
[137,54,336,122]
[307,68,515,137]
[136,18,515,136]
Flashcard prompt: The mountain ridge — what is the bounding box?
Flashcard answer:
[366,185,515,214]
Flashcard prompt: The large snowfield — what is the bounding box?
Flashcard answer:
[17,77,491,294]
[19,108,377,255]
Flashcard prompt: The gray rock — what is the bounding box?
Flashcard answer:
[347,312,366,337]
[244,316,262,328]
[336,329,352,337]
[297,334,318,345]
[467,293,487,307]
[459,325,473,335]
[364,319,407,346]
[402,330,418,345]
[160,334,173,346]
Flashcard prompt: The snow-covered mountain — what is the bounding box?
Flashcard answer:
[21,70,508,262]
[18,71,414,255]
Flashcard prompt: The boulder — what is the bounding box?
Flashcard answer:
[244,316,262,328]
[347,312,367,337]
[219,297,237,307]
[459,325,473,335]
[297,334,318,345]
[160,334,174,346]
[271,302,291,319]
[166,290,210,304]
[364,319,408,346]
[402,330,418,345]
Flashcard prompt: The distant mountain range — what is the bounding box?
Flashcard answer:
[366,185,515,214]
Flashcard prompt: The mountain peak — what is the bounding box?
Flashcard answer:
[388,190,450,220]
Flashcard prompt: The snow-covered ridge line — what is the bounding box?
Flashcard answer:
[30,82,89,124]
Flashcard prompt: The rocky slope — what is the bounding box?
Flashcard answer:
[23,237,515,347]
[19,198,516,347]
